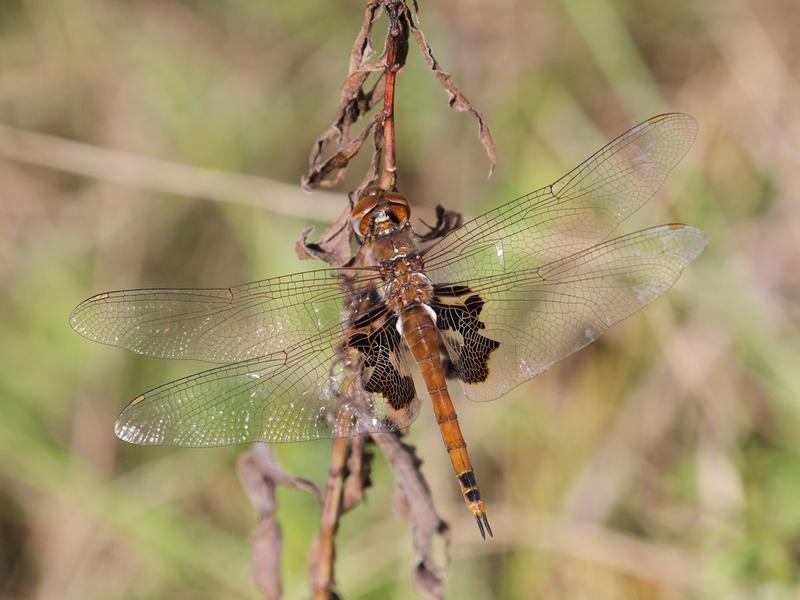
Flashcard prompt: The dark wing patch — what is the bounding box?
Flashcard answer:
[432,285,500,384]
[347,314,416,411]
[433,284,473,298]
[351,287,387,329]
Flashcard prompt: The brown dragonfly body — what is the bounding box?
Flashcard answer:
[402,303,488,534]
[352,188,490,534]
[71,114,707,539]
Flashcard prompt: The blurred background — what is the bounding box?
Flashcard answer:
[1,0,799,598]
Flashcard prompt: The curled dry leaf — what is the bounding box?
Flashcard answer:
[295,205,354,267]
[415,204,464,242]
[237,444,323,599]
[343,435,375,511]
[303,0,495,192]
[302,113,382,191]
[354,114,386,198]
[407,20,497,178]
[302,0,387,191]
[371,433,450,600]
[350,0,382,72]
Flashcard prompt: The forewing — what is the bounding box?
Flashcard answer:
[432,225,707,402]
[423,113,697,278]
[115,327,420,447]
[70,268,380,363]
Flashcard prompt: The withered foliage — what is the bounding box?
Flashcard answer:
[237,445,323,599]
[296,0,483,266]
[301,0,495,197]
[372,434,451,599]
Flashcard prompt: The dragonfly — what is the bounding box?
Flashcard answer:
[70,113,706,539]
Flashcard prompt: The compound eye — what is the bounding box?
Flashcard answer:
[351,188,382,237]
[389,201,409,225]
[351,188,381,220]
[383,191,410,225]
[358,215,371,237]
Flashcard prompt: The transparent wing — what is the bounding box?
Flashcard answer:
[115,326,420,447]
[70,268,381,363]
[422,113,698,278]
[431,224,707,402]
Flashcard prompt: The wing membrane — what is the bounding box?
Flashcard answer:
[115,328,420,446]
[434,224,707,402]
[423,113,697,278]
[76,112,703,443]
[70,268,380,363]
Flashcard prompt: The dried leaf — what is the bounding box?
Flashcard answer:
[342,436,374,510]
[415,204,464,242]
[305,125,343,183]
[302,1,389,192]
[295,205,353,267]
[371,433,450,600]
[354,117,385,196]
[342,61,386,102]
[414,561,445,600]
[349,0,382,73]
[237,444,323,599]
[302,113,380,191]
[408,20,497,178]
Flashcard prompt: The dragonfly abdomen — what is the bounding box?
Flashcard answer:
[399,303,493,539]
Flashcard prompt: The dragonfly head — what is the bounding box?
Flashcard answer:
[351,187,411,240]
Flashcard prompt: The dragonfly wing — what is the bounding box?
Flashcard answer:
[423,113,698,277]
[346,311,419,414]
[70,268,379,363]
[116,325,420,446]
[431,225,707,402]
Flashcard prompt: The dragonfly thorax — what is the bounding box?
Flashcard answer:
[379,253,434,313]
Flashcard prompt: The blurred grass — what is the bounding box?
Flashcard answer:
[2,0,799,598]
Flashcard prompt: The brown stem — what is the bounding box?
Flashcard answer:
[378,2,407,190]
[309,436,350,599]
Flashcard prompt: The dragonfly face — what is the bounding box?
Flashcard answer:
[71,113,707,538]
[351,187,411,240]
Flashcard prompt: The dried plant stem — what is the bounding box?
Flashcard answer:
[309,436,350,599]
[378,2,407,190]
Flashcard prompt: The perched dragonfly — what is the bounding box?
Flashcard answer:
[71,113,706,539]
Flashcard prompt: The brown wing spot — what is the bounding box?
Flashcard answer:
[433,287,500,385]
[347,314,415,410]
[130,394,145,406]
[351,288,387,329]
[434,284,473,297]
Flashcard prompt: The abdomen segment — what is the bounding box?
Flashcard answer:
[399,303,492,539]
